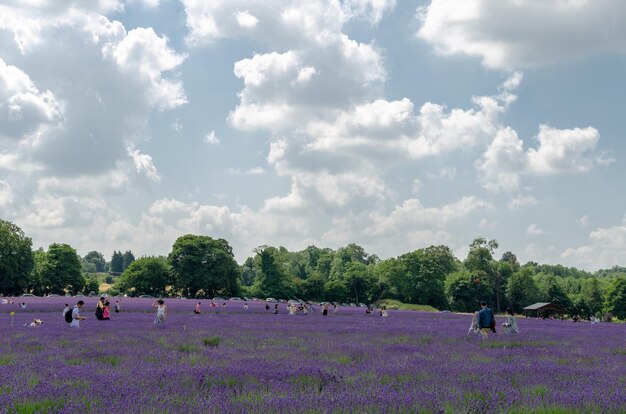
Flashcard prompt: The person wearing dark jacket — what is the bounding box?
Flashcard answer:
[478,301,495,340]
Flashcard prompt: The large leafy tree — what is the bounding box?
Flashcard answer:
[343,262,376,304]
[118,257,171,297]
[445,270,491,312]
[169,234,239,298]
[604,277,626,320]
[506,268,541,313]
[0,219,34,295]
[84,251,107,273]
[122,250,135,271]
[251,246,294,299]
[396,245,456,309]
[39,243,84,295]
[110,251,124,273]
[465,238,502,311]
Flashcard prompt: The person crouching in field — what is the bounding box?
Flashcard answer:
[153,299,167,326]
[502,308,519,334]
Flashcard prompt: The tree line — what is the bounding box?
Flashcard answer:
[1,218,625,319]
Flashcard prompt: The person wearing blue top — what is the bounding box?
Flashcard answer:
[478,301,495,339]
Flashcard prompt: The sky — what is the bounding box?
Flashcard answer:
[1,0,626,270]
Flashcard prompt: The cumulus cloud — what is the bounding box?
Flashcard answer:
[205,130,220,144]
[526,223,544,235]
[417,0,626,69]
[561,216,626,269]
[477,124,607,193]
[0,58,63,140]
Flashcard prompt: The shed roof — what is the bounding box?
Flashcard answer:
[523,302,551,310]
[523,302,565,312]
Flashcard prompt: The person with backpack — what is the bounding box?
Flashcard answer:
[66,300,86,328]
[478,301,495,340]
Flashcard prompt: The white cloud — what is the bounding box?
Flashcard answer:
[526,223,544,235]
[128,146,161,182]
[228,166,265,175]
[561,216,626,270]
[103,27,187,110]
[205,130,220,144]
[507,194,538,210]
[236,10,259,28]
[0,58,63,139]
[577,215,589,227]
[417,0,626,69]
[527,125,601,174]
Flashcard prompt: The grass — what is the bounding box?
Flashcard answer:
[202,336,222,347]
[375,299,439,312]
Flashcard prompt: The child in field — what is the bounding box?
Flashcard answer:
[194,302,201,314]
[381,306,388,318]
[273,304,279,314]
[502,308,519,334]
[153,299,167,326]
[103,301,111,320]
[468,311,480,336]
[115,300,120,313]
[244,303,248,310]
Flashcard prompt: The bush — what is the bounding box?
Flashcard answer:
[375,299,438,312]
[203,336,222,347]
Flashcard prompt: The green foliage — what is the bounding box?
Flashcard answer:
[122,250,135,271]
[323,278,348,303]
[83,276,100,295]
[395,245,455,309]
[0,219,34,295]
[169,234,239,298]
[202,336,222,347]
[251,247,295,299]
[375,299,438,312]
[84,251,107,272]
[445,270,491,312]
[343,262,376,304]
[300,275,326,301]
[506,268,541,313]
[110,250,124,273]
[37,243,84,295]
[604,277,626,320]
[117,257,171,297]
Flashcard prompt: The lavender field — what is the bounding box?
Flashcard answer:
[1,298,625,413]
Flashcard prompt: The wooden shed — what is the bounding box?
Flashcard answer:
[523,302,566,318]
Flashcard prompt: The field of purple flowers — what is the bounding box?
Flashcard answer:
[1,298,625,413]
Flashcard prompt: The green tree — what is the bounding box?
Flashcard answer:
[122,250,135,271]
[397,245,455,309]
[240,257,256,286]
[118,257,171,297]
[300,275,326,301]
[506,268,541,313]
[374,258,406,300]
[0,219,34,295]
[84,276,100,295]
[445,270,491,312]
[581,277,605,316]
[110,251,124,273]
[251,246,294,299]
[39,243,84,295]
[343,262,376,304]
[464,238,502,311]
[169,234,240,298]
[84,251,107,272]
[604,277,626,320]
[324,279,348,303]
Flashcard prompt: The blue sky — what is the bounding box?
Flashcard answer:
[1,0,625,270]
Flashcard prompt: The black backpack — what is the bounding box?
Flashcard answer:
[64,308,74,323]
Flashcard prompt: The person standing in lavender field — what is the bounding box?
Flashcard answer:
[153,299,167,326]
[71,300,87,329]
[502,308,519,334]
[478,301,495,340]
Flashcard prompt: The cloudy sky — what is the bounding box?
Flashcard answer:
[1,0,625,270]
